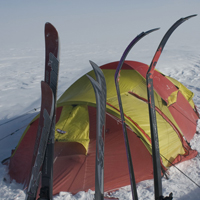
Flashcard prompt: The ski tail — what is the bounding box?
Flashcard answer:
[87,61,107,200]
[146,15,196,200]
[114,28,159,200]
[26,81,54,200]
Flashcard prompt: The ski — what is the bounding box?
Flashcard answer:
[86,60,107,200]
[26,22,59,200]
[146,15,196,200]
[26,81,54,200]
[114,28,159,200]
[38,22,60,200]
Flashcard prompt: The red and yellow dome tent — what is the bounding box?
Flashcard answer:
[7,60,199,196]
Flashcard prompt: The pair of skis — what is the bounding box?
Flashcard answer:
[115,14,196,200]
[26,23,59,200]
[87,61,107,200]
[87,62,120,200]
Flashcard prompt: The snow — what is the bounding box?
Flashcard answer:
[0,0,200,199]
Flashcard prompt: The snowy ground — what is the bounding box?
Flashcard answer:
[0,1,200,199]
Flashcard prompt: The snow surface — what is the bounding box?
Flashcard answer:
[0,1,200,199]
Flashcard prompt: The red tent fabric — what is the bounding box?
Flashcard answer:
[6,60,199,196]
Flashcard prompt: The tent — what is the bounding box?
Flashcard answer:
[6,60,199,195]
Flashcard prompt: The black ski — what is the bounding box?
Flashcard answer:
[26,81,54,200]
[146,15,196,200]
[114,28,159,200]
[86,61,107,200]
[38,23,60,200]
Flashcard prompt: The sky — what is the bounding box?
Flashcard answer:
[1,1,200,50]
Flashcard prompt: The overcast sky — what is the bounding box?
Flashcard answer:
[0,0,199,50]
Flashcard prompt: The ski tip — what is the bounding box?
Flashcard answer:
[86,74,92,79]
[86,74,93,83]
[86,74,101,90]
[145,27,160,35]
[89,60,98,67]
[45,22,51,25]
[45,22,54,28]
[89,60,94,66]
[45,22,58,36]
[89,60,100,71]
[183,14,197,21]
